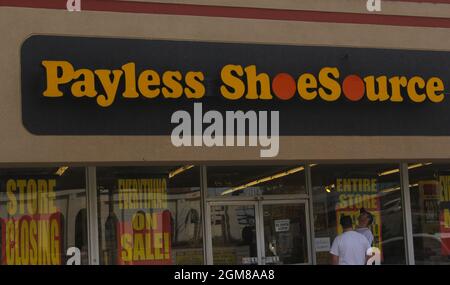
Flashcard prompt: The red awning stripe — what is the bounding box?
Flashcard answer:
[0,0,449,28]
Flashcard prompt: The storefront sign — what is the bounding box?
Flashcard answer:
[21,35,450,137]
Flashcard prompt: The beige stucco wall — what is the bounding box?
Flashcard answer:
[0,2,449,164]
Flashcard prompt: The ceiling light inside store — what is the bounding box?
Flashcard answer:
[221,166,305,196]
[382,183,419,194]
[378,163,432,177]
[55,166,69,176]
[169,165,194,179]
[325,184,335,193]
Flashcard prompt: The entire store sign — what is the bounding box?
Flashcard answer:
[335,178,382,256]
[21,36,450,157]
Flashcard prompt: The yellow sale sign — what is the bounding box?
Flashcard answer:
[335,178,382,254]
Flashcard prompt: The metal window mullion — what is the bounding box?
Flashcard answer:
[256,201,264,265]
[305,164,317,265]
[86,166,100,265]
[400,162,415,265]
[201,166,213,265]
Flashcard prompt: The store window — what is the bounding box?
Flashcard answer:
[207,165,307,198]
[407,163,450,265]
[96,166,203,265]
[0,167,88,265]
[311,164,406,264]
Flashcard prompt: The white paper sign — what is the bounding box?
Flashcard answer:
[274,219,290,232]
[242,257,258,264]
[315,237,331,252]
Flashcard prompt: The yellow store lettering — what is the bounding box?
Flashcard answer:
[42,61,205,107]
[5,216,61,265]
[118,178,168,210]
[6,179,57,215]
[119,212,171,263]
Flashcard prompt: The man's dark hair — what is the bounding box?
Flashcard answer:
[360,208,374,225]
[340,215,353,229]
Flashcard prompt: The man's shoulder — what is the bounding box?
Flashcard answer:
[333,234,343,242]
[346,231,369,241]
[356,227,374,237]
[356,227,369,233]
[354,231,371,247]
[341,231,359,240]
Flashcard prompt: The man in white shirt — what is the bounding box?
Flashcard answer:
[355,208,375,246]
[330,215,371,265]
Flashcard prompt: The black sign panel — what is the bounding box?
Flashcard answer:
[21,35,450,136]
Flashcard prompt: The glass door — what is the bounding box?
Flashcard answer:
[207,199,311,265]
[259,200,311,265]
[207,201,262,265]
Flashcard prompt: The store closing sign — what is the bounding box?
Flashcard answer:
[21,36,450,155]
[1,178,62,265]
